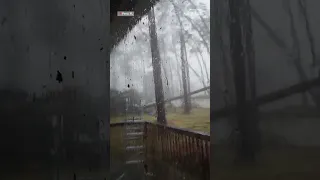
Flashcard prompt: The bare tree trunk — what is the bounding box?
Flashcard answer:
[148,7,167,124]
[193,50,207,88]
[229,0,254,162]
[161,62,169,97]
[168,56,175,97]
[250,8,287,49]
[214,0,235,106]
[188,62,206,88]
[175,58,182,95]
[283,0,308,105]
[180,31,191,114]
[243,0,260,154]
[194,52,206,85]
[172,34,183,95]
[298,0,317,67]
[172,2,191,114]
[193,45,210,84]
[183,38,191,95]
[141,56,147,98]
[244,0,256,101]
[161,36,175,98]
[160,39,170,99]
[185,35,208,90]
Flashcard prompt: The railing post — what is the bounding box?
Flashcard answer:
[158,124,163,160]
[143,122,148,161]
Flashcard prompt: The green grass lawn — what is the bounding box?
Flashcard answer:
[110,108,210,133]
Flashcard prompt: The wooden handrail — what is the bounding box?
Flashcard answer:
[110,121,210,140]
[145,121,210,140]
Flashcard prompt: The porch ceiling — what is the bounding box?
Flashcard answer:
[110,0,159,48]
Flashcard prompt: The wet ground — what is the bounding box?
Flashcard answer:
[110,157,204,180]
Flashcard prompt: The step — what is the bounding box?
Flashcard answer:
[125,126,143,130]
[124,136,141,140]
[126,145,144,151]
[126,132,144,136]
[125,160,144,164]
[126,117,142,119]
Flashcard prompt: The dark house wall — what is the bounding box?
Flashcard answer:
[0,0,110,178]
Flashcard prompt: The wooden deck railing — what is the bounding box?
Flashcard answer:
[110,121,210,179]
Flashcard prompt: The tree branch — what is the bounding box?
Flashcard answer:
[212,77,320,119]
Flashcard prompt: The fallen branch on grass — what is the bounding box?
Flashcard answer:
[144,86,210,109]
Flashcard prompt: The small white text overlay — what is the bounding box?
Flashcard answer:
[117,11,134,17]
